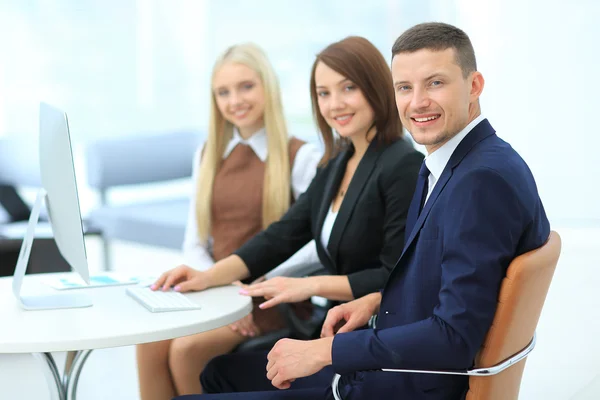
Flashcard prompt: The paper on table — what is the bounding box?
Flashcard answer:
[45,273,153,290]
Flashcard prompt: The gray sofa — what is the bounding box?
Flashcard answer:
[85,131,201,270]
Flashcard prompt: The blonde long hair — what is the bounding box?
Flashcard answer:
[196,43,291,242]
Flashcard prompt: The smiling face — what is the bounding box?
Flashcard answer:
[212,62,266,137]
[314,61,375,141]
[392,48,484,154]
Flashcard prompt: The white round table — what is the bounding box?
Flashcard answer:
[0,273,252,400]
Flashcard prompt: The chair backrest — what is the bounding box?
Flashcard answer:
[466,231,561,400]
[0,138,42,187]
[0,185,31,222]
[85,131,200,194]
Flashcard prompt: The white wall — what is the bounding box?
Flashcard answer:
[0,0,596,225]
[432,0,600,225]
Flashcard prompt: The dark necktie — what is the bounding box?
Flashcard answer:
[405,162,430,243]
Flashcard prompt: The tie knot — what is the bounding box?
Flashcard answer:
[419,162,430,178]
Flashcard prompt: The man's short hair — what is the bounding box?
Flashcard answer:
[392,22,477,77]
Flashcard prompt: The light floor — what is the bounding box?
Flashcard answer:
[1,226,599,399]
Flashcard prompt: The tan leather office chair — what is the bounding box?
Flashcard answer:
[332,231,561,400]
[465,231,561,399]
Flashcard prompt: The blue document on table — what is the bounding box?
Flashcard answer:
[45,273,151,290]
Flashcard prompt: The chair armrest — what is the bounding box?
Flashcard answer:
[233,328,293,353]
[276,298,333,340]
[381,333,536,376]
[331,333,536,400]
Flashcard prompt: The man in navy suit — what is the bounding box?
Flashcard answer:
[179,22,550,400]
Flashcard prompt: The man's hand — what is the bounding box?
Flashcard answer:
[320,292,382,337]
[239,277,316,309]
[152,265,210,293]
[266,338,333,389]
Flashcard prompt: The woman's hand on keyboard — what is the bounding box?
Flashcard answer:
[152,265,208,293]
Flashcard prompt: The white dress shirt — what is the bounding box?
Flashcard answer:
[182,128,324,279]
[423,115,486,204]
[320,205,339,253]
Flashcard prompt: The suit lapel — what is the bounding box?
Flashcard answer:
[327,140,384,265]
[315,150,352,267]
[401,169,453,255]
[400,119,496,258]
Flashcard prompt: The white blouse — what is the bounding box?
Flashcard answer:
[320,205,339,254]
[182,129,324,279]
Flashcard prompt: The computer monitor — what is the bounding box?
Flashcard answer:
[12,102,92,310]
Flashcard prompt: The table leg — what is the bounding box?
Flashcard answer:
[64,350,93,400]
[33,350,94,400]
[32,352,66,400]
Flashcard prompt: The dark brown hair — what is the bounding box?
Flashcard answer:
[310,36,402,165]
[392,22,477,78]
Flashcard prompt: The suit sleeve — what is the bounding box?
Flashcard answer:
[332,167,531,373]
[233,168,324,280]
[345,151,423,298]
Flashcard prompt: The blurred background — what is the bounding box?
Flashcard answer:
[0,0,598,399]
[0,0,597,225]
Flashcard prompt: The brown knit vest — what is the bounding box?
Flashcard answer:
[210,137,308,335]
[210,137,304,261]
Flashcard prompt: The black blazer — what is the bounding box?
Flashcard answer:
[235,137,424,298]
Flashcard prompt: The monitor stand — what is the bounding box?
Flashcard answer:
[12,189,92,310]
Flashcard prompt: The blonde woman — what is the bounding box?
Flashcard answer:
[136,43,322,399]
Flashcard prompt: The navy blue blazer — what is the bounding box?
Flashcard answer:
[331,119,550,400]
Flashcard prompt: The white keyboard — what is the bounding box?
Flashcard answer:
[126,287,202,312]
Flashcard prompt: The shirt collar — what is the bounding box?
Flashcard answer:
[424,114,486,181]
[223,127,268,162]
